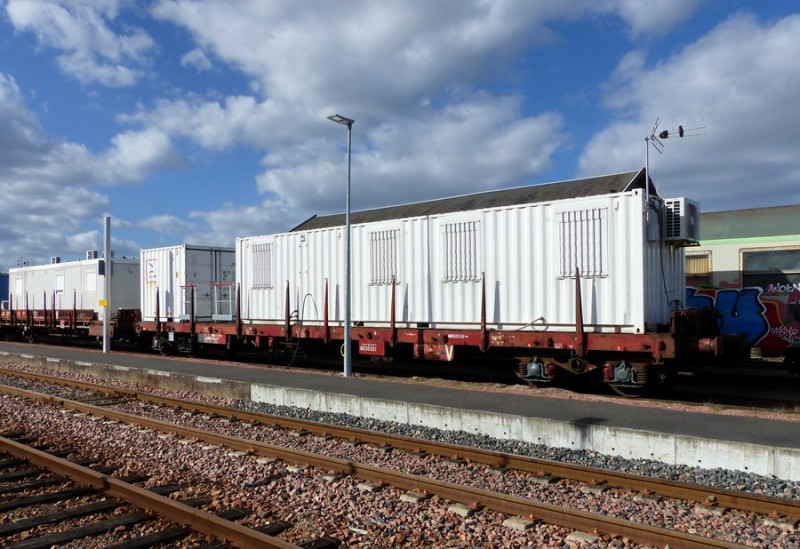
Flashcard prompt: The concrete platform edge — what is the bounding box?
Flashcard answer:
[4,352,799,481]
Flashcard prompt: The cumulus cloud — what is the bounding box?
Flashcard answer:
[151,1,695,112]
[579,13,800,210]
[5,0,155,86]
[599,0,702,37]
[6,0,772,269]
[258,96,564,214]
[120,95,278,151]
[185,199,299,247]
[180,47,212,71]
[138,214,194,234]
[0,71,182,265]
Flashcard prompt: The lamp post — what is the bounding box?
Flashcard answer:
[327,114,354,377]
[102,215,111,353]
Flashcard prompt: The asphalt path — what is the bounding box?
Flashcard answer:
[0,341,797,451]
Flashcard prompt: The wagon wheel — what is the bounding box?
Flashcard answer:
[608,383,652,398]
[524,379,552,389]
[605,360,654,398]
[154,336,170,356]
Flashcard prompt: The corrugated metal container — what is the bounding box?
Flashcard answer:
[8,257,140,320]
[140,245,236,321]
[237,188,685,334]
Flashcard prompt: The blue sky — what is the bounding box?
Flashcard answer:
[1,1,799,268]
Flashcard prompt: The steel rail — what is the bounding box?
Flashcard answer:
[0,435,298,549]
[0,382,749,548]
[1,366,797,519]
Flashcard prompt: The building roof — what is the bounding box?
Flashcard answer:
[292,169,648,231]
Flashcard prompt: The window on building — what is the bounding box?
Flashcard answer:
[557,208,608,278]
[742,248,800,295]
[685,252,711,287]
[442,220,481,282]
[369,229,399,285]
[252,242,274,289]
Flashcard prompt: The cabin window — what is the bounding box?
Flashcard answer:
[369,229,399,285]
[85,269,97,293]
[442,220,481,282]
[557,208,608,278]
[55,273,65,295]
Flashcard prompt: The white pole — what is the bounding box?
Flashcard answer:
[327,114,355,378]
[344,121,352,377]
[102,215,111,353]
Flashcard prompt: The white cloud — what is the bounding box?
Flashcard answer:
[0,0,720,267]
[150,1,697,115]
[259,96,564,213]
[180,47,212,71]
[0,72,182,266]
[599,0,702,37]
[104,128,184,184]
[138,214,194,234]
[186,199,299,247]
[580,13,800,210]
[5,0,155,86]
[121,95,277,151]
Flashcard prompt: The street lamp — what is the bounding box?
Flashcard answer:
[327,113,354,377]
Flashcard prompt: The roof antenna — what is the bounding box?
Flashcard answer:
[644,118,706,214]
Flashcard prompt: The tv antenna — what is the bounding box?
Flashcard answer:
[644,118,706,208]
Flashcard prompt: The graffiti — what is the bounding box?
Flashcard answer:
[770,325,799,344]
[766,282,800,293]
[685,287,768,347]
[686,286,800,356]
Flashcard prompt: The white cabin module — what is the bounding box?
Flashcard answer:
[140,245,236,321]
[9,256,140,320]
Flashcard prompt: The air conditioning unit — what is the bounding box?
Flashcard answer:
[663,198,700,246]
[86,250,99,260]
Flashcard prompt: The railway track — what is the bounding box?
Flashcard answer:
[3,367,798,546]
[0,434,302,548]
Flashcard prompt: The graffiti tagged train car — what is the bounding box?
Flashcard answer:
[686,205,800,367]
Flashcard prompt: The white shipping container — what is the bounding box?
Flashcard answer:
[237,183,687,335]
[9,257,140,320]
[140,245,236,321]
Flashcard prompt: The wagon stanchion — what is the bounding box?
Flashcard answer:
[155,287,160,334]
[25,291,31,333]
[390,274,397,348]
[323,278,330,343]
[236,283,242,338]
[480,273,487,352]
[190,285,196,339]
[574,267,585,358]
[72,290,77,332]
[284,280,291,338]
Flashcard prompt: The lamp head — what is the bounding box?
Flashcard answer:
[327,114,354,128]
